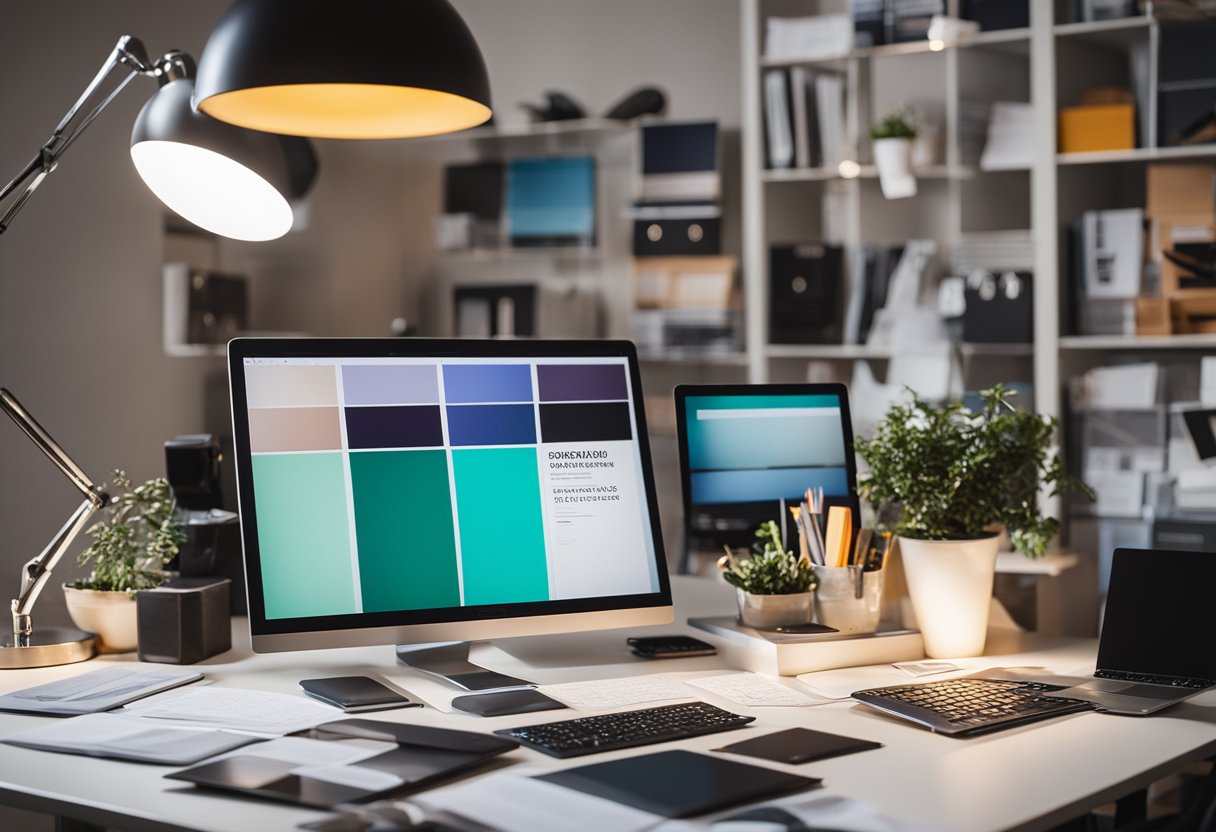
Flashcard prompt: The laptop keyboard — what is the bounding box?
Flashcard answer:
[1093,670,1214,689]
[852,677,1092,737]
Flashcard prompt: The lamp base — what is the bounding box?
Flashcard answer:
[0,627,97,668]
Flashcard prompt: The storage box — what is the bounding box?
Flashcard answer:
[632,256,737,310]
[136,577,231,665]
[1059,104,1135,153]
[962,270,1033,343]
[1146,164,1216,218]
[1172,291,1216,334]
[633,217,721,257]
[1135,297,1172,336]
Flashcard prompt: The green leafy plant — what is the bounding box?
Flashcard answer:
[870,110,917,140]
[718,521,816,595]
[856,386,1092,559]
[70,471,184,594]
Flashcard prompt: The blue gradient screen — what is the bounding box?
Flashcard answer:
[683,393,850,505]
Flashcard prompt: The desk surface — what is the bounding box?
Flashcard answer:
[1,576,1215,832]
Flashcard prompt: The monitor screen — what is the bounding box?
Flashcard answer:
[506,156,596,247]
[675,384,859,548]
[228,339,671,653]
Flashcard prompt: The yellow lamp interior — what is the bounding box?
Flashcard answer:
[198,84,492,139]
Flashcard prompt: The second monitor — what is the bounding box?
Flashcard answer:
[675,383,860,558]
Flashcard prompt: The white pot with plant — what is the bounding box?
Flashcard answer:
[63,472,183,653]
[870,111,918,199]
[718,521,817,631]
[856,387,1090,658]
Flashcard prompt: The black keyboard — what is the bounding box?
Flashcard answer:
[494,701,755,758]
[852,677,1093,737]
[1094,670,1214,689]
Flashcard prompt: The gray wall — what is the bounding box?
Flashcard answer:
[0,0,742,629]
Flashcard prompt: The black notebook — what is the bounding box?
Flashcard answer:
[536,749,820,818]
[714,727,882,765]
[166,719,518,809]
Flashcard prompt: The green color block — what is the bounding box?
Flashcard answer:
[349,450,460,612]
[251,453,356,619]
[453,448,550,605]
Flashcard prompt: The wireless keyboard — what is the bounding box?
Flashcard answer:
[494,701,755,758]
[852,677,1093,737]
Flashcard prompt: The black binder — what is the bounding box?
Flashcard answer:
[769,243,844,344]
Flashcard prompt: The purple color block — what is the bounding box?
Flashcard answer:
[342,364,439,405]
[537,364,629,402]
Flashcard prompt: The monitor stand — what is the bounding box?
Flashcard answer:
[395,641,533,691]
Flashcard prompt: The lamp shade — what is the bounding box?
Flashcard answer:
[193,0,493,140]
[130,78,296,241]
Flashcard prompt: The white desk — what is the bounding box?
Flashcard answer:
[1,575,1215,832]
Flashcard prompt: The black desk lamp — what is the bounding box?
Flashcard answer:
[0,390,108,668]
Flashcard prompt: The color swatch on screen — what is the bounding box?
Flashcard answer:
[342,364,439,405]
[345,405,443,449]
[540,402,632,442]
[442,364,533,403]
[537,364,628,401]
[248,407,342,453]
[447,404,537,446]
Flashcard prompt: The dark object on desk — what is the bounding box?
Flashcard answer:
[165,433,223,511]
[520,91,585,122]
[537,749,820,818]
[136,577,231,664]
[851,676,1091,737]
[627,635,717,658]
[495,700,753,759]
[168,720,519,809]
[450,688,567,717]
[300,676,421,713]
[769,244,844,344]
[604,86,666,121]
[714,727,882,765]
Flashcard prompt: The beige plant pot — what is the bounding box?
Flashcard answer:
[735,588,814,631]
[63,586,138,653]
[897,535,1000,659]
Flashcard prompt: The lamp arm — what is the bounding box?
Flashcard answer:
[0,35,171,236]
[1,389,110,642]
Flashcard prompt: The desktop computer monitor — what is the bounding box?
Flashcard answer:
[227,338,672,688]
[675,383,860,553]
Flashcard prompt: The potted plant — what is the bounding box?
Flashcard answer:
[718,521,817,630]
[63,471,184,653]
[856,386,1090,658]
[870,110,918,199]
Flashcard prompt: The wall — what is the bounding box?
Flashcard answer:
[0,0,743,631]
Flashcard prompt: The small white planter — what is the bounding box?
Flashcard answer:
[872,137,917,199]
[735,589,814,631]
[63,586,138,653]
[897,535,999,658]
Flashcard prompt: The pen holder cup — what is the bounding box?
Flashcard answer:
[812,564,883,635]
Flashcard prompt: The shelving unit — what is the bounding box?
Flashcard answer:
[739,1,1216,636]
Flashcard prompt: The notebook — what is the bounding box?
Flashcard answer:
[1053,547,1216,715]
[536,749,820,818]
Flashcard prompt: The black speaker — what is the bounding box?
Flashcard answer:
[768,243,844,344]
[632,216,721,256]
[137,577,232,664]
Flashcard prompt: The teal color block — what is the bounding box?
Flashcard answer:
[251,453,356,618]
[349,450,460,612]
[452,448,550,605]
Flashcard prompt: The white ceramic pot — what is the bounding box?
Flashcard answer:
[897,535,999,658]
[63,586,138,653]
[735,589,814,631]
[872,137,917,199]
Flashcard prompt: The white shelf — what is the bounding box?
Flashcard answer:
[418,117,633,144]
[637,352,749,366]
[766,344,892,359]
[1058,144,1216,165]
[995,551,1080,577]
[760,28,1031,69]
[438,246,603,263]
[762,164,973,183]
[959,343,1035,357]
[1060,334,1216,350]
[1053,15,1152,38]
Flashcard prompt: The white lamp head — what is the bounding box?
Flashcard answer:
[130,77,312,241]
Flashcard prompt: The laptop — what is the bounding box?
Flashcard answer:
[1053,547,1216,715]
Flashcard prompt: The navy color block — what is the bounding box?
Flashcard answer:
[345,405,444,449]
[447,404,537,446]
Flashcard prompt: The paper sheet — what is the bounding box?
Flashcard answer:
[537,676,694,711]
[0,666,202,715]
[0,712,258,764]
[417,773,662,832]
[122,687,339,736]
[711,794,936,832]
[682,673,829,708]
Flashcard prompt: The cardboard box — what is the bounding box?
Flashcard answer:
[1150,215,1216,294]
[1172,291,1216,334]
[1146,164,1216,218]
[632,256,737,310]
[1136,297,1172,336]
[1059,104,1135,154]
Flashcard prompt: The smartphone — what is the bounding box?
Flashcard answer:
[299,676,422,712]
[627,635,717,659]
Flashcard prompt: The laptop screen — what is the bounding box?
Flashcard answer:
[1098,548,1216,682]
